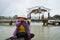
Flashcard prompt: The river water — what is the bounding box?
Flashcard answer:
[0,22,60,40]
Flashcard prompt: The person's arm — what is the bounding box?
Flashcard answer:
[16,19,21,26]
[23,21,31,39]
[13,19,21,38]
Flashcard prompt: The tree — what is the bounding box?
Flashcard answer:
[53,15,60,19]
[0,16,7,19]
[13,15,18,19]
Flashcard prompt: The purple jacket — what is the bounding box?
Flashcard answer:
[13,20,31,38]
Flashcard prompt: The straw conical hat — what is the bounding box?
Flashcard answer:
[17,13,27,19]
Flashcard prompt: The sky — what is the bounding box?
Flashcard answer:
[0,0,60,18]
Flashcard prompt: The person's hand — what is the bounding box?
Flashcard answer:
[28,34,31,39]
[13,36,17,39]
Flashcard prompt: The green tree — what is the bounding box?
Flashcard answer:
[0,16,7,19]
[13,15,18,19]
[53,15,60,19]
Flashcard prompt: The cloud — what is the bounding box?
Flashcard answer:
[0,0,60,17]
[0,0,12,16]
[2,0,30,16]
[47,0,60,16]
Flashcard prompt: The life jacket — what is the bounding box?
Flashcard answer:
[18,24,26,33]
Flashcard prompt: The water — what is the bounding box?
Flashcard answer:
[0,22,60,40]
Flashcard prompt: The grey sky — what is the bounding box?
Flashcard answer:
[0,0,60,17]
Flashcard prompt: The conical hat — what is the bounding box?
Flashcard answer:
[17,13,27,19]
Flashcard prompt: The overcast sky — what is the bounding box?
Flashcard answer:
[0,0,60,17]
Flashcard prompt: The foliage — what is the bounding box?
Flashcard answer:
[53,15,60,19]
[0,15,18,19]
[13,15,18,19]
[0,16,7,19]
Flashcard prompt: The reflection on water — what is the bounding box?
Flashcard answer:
[0,22,60,40]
